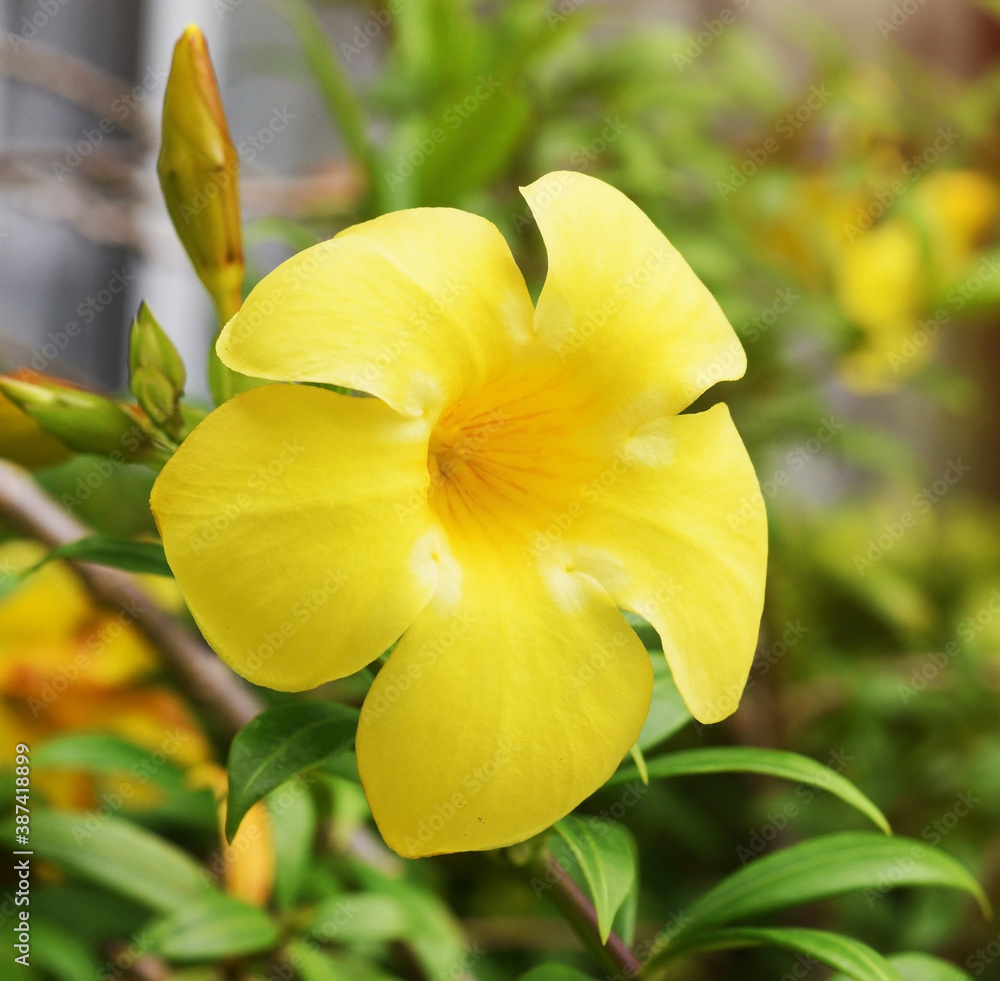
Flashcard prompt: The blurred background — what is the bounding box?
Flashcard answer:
[3,0,1000,978]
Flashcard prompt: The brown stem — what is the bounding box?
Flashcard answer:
[507,845,643,978]
[0,460,263,734]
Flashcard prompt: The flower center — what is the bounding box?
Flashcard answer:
[425,358,607,547]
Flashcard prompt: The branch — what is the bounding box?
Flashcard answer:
[0,460,263,734]
[505,844,643,977]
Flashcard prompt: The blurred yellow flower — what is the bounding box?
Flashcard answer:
[835,168,998,392]
[758,166,998,392]
[152,172,767,857]
[0,542,210,809]
[189,762,275,908]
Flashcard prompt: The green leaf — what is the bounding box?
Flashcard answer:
[269,777,317,912]
[0,535,170,596]
[832,952,974,981]
[308,893,409,943]
[46,535,171,576]
[554,815,638,944]
[24,810,212,912]
[33,733,185,787]
[147,893,280,961]
[637,660,692,750]
[517,967,598,981]
[672,832,990,940]
[226,702,359,841]
[660,926,903,981]
[887,953,974,981]
[32,733,216,829]
[608,747,890,834]
[30,919,102,981]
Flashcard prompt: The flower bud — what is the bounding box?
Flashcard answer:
[0,370,73,470]
[0,375,155,462]
[157,25,244,326]
[129,303,186,436]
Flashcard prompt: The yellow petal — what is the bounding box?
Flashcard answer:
[558,404,768,724]
[150,384,438,689]
[357,552,653,857]
[218,209,535,418]
[522,171,745,415]
[835,219,922,331]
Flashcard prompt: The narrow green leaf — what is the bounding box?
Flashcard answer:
[832,952,974,981]
[308,894,408,943]
[659,926,903,981]
[608,747,890,834]
[554,815,638,944]
[637,662,692,750]
[226,702,359,841]
[147,893,280,961]
[23,810,212,912]
[33,733,185,788]
[888,953,974,981]
[517,967,598,981]
[47,535,171,576]
[30,919,102,981]
[269,777,317,912]
[673,832,990,940]
[270,0,377,199]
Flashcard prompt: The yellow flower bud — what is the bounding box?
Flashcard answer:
[157,25,244,327]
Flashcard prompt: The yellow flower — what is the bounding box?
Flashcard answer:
[0,542,211,809]
[188,762,275,908]
[151,172,768,857]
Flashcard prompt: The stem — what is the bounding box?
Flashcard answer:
[0,460,264,734]
[505,843,643,978]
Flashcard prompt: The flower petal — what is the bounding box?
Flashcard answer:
[561,403,767,724]
[522,171,745,416]
[356,552,653,857]
[150,384,438,689]
[218,210,534,418]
